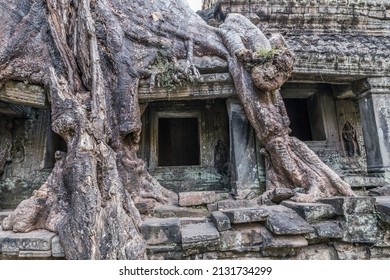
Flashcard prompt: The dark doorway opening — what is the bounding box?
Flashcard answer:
[284,98,313,141]
[158,117,200,166]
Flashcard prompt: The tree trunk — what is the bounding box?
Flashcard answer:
[0,0,355,259]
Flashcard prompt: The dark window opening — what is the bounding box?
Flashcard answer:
[44,126,67,169]
[284,98,313,141]
[158,117,200,166]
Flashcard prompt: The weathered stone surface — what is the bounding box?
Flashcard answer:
[369,247,390,260]
[375,197,390,224]
[179,191,216,207]
[270,188,294,204]
[342,214,378,243]
[260,226,308,250]
[312,221,343,239]
[217,199,257,210]
[140,218,181,245]
[375,223,390,247]
[182,239,220,257]
[1,230,56,255]
[0,81,46,108]
[0,229,12,253]
[319,196,376,215]
[223,208,268,224]
[369,185,390,197]
[154,205,209,218]
[207,203,218,212]
[219,224,262,252]
[211,211,231,232]
[265,205,314,235]
[181,222,219,244]
[334,242,370,260]
[293,244,338,260]
[51,236,65,258]
[0,210,13,225]
[281,200,337,223]
[179,217,210,226]
[146,244,181,254]
[19,250,52,258]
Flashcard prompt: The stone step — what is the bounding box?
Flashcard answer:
[141,218,181,245]
[222,207,269,224]
[217,199,258,210]
[178,191,216,207]
[281,200,337,223]
[153,205,209,218]
[0,229,57,258]
[265,205,314,235]
[181,222,220,244]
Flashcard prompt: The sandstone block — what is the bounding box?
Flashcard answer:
[179,191,216,207]
[141,218,181,245]
[51,235,65,258]
[211,211,231,232]
[281,200,337,223]
[219,224,262,252]
[19,250,52,258]
[312,221,343,239]
[217,199,257,210]
[375,197,390,224]
[342,214,377,243]
[1,230,56,256]
[259,226,308,250]
[319,196,376,215]
[223,208,268,224]
[181,222,219,244]
[265,205,314,235]
[270,188,294,204]
[0,229,12,253]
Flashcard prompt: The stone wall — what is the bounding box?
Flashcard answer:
[2,194,390,260]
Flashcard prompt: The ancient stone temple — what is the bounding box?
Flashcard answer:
[1,0,390,260]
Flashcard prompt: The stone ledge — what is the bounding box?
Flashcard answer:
[181,222,219,244]
[141,218,181,245]
[1,229,56,258]
[223,208,269,224]
[265,205,314,235]
[281,200,337,223]
[179,191,216,207]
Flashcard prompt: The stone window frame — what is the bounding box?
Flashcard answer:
[149,110,202,170]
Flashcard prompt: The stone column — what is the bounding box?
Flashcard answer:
[226,97,264,198]
[353,77,390,181]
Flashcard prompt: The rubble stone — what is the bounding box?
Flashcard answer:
[312,221,343,239]
[270,188,294,204]
[219,224,262,252]
[281,200,337,223]
[375,197,390,224]
[259,226,308,250]
[265,205,314,235]
[211,211,231,232]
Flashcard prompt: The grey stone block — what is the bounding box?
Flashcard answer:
[19,250,52,258]
[219,224,262,251]
[141,218,181,245]
[181,222,219,244]
[375,196,390,224]
[1,230,56,256]
[223,208,268,224]
[312,221,343,239]
[211,211,231,232]
[179,191,216,206]
[342,214,378,243]
[0,229,12,253]
[154,205,209,218]
[281,200,337,223]
[319,196,376,215]
[265,205,314,235]
[259,226,308,250]
[217,199,257,210]
[51,235,65,258]
[270,188,294,204]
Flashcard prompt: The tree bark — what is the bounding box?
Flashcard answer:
[0,0,355,259]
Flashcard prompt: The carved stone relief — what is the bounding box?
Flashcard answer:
[342,121,360,157]
[0,118,12,176]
